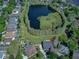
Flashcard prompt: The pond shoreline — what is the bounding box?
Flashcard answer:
[28,5,55,29]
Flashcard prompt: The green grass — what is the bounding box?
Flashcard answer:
[19,0,57,43]
[38,12,62,30]
[7,40,19,57]
[20,0,68,43]
[29,51,44,59]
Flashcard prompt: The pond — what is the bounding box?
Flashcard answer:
[28,5,54,29]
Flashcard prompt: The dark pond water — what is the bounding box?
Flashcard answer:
[28,5,54,29]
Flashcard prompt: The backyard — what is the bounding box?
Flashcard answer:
[19,0,68,43]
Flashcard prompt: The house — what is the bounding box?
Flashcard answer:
[6,15,18,32]
[5,32,16,39]
[7,24,17,29]
[42,40,54,53]
[2,31,16,45]
[1,1,20,46]
[1,31,16,45]
[3,14,18,45]
[42,39,69,55]
[24,42,37,58]
[72,49,79,59]
[8,15,18,24]
[12,7,21,15]
[3,0,9,8]
[6,27,17,32]
[3,38,13,45]
[58,44,69,55]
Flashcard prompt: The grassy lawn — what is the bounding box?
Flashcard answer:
[38,12,62,30]
[8,40,23,59]
[19,0,68,43]
[7,40,19,58]
[19,0,57,43]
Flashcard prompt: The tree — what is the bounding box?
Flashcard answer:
[7,40,19,58]
[61,56,70,59]
[67,39,78,51]
[4,0,15,14]
[59,33,68,43]
[9,55,14,59]
[48,52,57,59]
[0,16,5,32]
[0,0,2,5]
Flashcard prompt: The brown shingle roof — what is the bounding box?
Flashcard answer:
[5,32,16,38]
[24,43,37,58]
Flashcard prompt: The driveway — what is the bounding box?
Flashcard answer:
[39,44,47,59]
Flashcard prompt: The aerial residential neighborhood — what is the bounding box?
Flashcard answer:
[0,0,79,59]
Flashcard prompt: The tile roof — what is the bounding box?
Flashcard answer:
[24,43,37,58]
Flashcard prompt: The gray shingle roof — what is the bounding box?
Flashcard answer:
[6,27,16,32]
[6,14,18,32]
[42,40,53,52]
[73,50,79,59]
[58,44,69,55]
